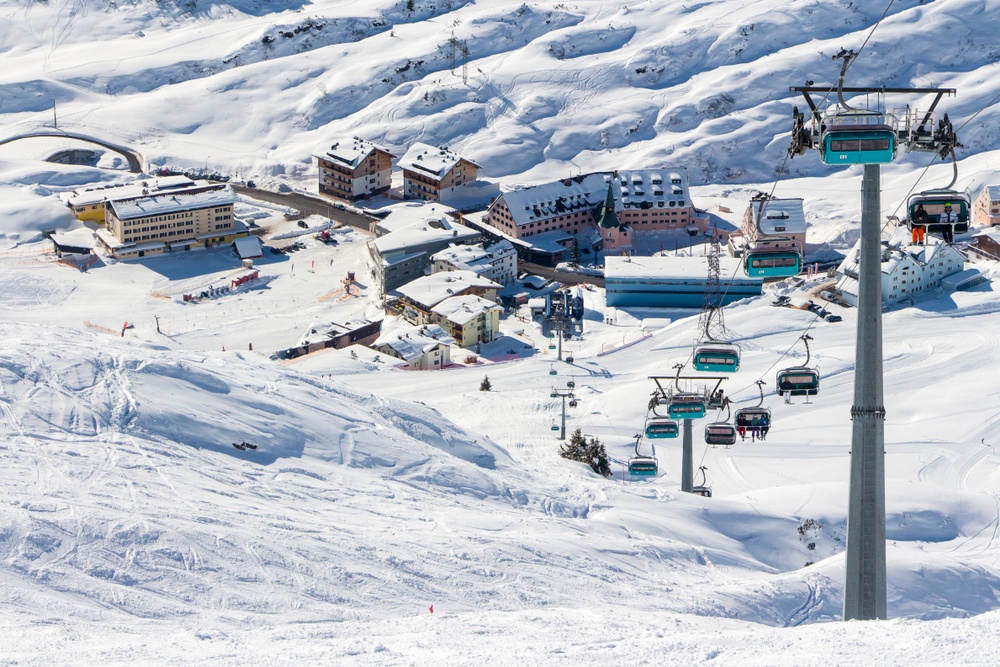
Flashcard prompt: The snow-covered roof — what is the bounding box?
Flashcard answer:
[299,319,378,346]
[755,198,807,236]
[315,137,393,170]
[373,203,479,254]
[604,254,759,283]
[942,268,986,290]
[837,274,859,297]
[108,184,235,221]
[95,227,124,249]
[49,228,95,249]
[522,275,548,289]
[431,240,515,272]
[523,230,573,253]
[431,243,489,266]
[981,185,1000,203]
[398,142,478,180]
[613,169,689,209]
[973,225,1000,242]
[431,295,501,326]
[65,175,198,207]
[498,172,608,227]
[377,202,457,234]
[397,270,501,309]
[232,236,263,259]
[374,324,455,361]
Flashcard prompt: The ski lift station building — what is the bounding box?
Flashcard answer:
[604,255,762,308]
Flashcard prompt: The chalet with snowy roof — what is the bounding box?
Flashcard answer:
[398,142,480,202]
[395,270,501,326]
[315,137,394,201]
[604,254,762,308]
[49,229,95,259]
[973,185,1000,227]
[969,226,1000,261]
[366,202,481,296]
[431,240,517,286]
[63,175,197,223]
[836,228,965,308]
[285,318,382,358]
[731,194,807,258]
[371,324,455,370]
[96,182,243,260]
[430,295,503,348]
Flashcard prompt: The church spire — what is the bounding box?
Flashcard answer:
[595,181,620,229]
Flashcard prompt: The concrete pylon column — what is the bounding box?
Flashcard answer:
[844,163,888,621]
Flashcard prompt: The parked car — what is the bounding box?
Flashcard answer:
[825,314,843,323]
[297,220,309,229]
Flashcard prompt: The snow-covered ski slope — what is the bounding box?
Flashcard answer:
[3,0,1000,663]
[0,210,999,662]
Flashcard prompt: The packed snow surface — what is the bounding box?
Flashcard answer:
[2,0,1000,664]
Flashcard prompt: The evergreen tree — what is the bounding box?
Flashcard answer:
[406,0,415,11]
[559,429,610,477]
[570,237,581,266]
[585,436,612,477]
[559,428,587,460]
[480,375,492,391]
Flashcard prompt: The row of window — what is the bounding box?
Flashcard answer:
[408,180,440,195]
[621,200,686,208]
[125,220,194,233]
[125,229,189,241]
[322,170,354,185]
[124,211,194,226]
[405,170,441,186]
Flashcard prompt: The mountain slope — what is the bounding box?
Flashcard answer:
[2,0,998,189]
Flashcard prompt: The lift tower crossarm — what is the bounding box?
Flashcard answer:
[648,375,725,399]
[789,86,956,129]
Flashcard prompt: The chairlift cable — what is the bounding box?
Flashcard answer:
[698,441,711,468]
[954,87,1000,134]
[841,0,896,80]
[727,313,823,400]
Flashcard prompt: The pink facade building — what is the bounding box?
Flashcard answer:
[484,169,703,252]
